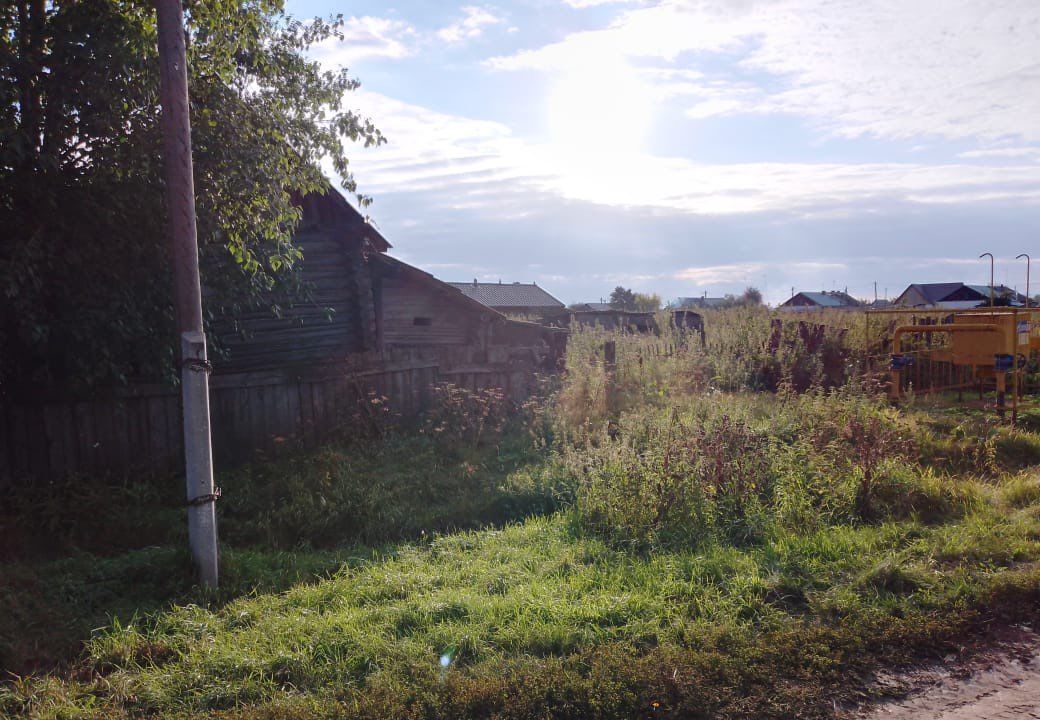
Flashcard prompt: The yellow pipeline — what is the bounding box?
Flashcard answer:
[891,323,1002,346]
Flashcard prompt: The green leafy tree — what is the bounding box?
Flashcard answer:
[0,0,382,390]
[717,286,765,309]
[741,286,763,306]
[609,286,637,310]
[632,292,661,312]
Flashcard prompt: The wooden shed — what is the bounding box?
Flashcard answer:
[213,189,387,371]
[372,254,566,386]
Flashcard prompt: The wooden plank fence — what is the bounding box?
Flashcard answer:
[1,360,530,484]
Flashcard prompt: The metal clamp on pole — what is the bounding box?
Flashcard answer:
[187,487,221,507]
[181,357,213,374]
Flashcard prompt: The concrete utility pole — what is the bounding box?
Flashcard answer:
[155,0,219,588]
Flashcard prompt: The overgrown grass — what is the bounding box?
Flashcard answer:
[1,393,563,674]
[9,312,1040,718]
[4,419,556,559]
[6,504,1040,718]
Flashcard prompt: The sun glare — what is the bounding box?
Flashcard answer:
[547,59,653,159]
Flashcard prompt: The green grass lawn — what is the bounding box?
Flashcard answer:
[6,499,1040,718]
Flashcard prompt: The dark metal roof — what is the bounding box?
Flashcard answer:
[781,291,861,308]
[905,283,972,304]
[895,283,1022,306]
[447,281,565,309]
[965,284,1021,299]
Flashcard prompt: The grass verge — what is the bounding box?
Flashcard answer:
[6,491,1040,718]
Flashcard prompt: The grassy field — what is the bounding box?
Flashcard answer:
[6,309,1040,718]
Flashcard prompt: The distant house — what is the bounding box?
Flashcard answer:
[892,283,1024,309]
[779,291,862,311]
[447,280,566,317]
[672,296,728,310]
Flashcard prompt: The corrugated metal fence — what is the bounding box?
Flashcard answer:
[1,361,529,484]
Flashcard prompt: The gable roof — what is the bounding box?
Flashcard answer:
[782,291,861,308]
[904,283,967,304]
[894,282,1023,307]
[292,186,391,252]
[966,284,1021,299]
[447,281,565,310]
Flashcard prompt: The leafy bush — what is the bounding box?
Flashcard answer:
[572,410,776,550]
[422,384,510,446]
[568,383,987,552]
[806,411,916,519]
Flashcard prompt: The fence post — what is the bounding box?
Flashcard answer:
[603,340,618,424]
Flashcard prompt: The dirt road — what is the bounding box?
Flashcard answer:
[853,625,1040,719]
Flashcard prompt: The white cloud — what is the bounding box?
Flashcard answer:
[488,0,1040,143]
[562,0,642,6]
[959,147,1040,160]
[685,98,745,119]
[348,90,1040,216]
[437,6,504,44]
[674,262,846,285]
[311,16,417,65]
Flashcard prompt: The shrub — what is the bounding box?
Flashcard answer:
[803,402,916,520]
[422,384,510,446]
[572,411,775,550]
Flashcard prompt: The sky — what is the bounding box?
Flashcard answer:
[285,0,1040,305]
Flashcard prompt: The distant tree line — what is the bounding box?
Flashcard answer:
[607,285,763,312]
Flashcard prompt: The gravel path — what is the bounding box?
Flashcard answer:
[853,625,1040,720]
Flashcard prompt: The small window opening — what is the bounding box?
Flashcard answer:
[413,317,432,326]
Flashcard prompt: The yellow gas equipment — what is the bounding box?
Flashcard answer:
[888,308,1038,421]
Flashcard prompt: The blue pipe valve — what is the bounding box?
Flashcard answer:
[890,354,913,370]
